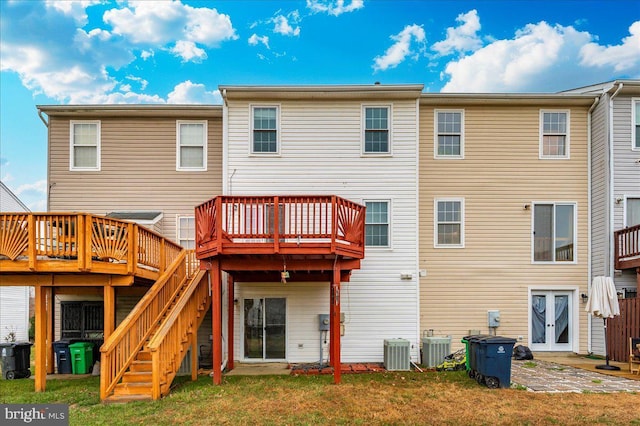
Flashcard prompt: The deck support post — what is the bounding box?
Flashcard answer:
[46,287,54,374]
[34,285,50,391]
[211,260,223,385]
[103,284,115,341]
[330,260,341,384]
[191,332,198,381]
[227,275,235,371]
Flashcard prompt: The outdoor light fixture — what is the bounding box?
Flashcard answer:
[523,204,530,210]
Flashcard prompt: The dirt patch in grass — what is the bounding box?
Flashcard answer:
[1,371,639,425]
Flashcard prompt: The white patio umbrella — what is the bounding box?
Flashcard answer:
[585,276,621,370]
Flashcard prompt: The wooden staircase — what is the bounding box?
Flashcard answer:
[101,250,210,402]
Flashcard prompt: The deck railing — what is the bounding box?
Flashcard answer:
[147,269,210,399]
[195,195,366,259]
[614,224,640,269]
[99,249,194,400]
[0,213,183,276]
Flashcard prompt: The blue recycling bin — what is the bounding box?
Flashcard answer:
[468,336,516,388]
[53,340,74,374]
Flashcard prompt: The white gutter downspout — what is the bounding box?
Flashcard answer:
[37,109,51,212]
[608,83,623,279]
[586,95,600,354]
[221,88,230,195]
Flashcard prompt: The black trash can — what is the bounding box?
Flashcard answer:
[0,342,32,380]
[468,336,516,389]
[53,340,74,374]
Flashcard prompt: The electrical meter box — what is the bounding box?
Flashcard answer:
[318,314,330,331]
[488,310,501,327]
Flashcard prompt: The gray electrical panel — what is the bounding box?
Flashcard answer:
[318,314,330,331]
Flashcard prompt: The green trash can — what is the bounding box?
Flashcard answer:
[69,342,94,374]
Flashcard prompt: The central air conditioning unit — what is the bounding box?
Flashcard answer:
[384,339,410,371]
[421,336,451,368]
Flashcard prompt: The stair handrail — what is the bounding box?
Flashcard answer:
[100,249,188,400]
[147,269,210,399]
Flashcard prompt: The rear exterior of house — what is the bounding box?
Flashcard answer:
[0,181,31,342]
[40,105,224,361]
[221,85,423,364]
[418,94,595,354]
[566,80,640,355]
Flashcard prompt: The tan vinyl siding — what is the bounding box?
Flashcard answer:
[419,103,590,353]
[48,115,223,243]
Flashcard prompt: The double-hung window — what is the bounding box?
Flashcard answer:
[627,198,640,227]
[533,203,575,262]
[365,201,389,247]
[435,199,464,247]
[252,106,278,154]
[633,99,640,150]
[435,110,463,158]
[363,106,390,154]
[177,121,207,171]
[177,216,195,249]
[540,111,569,158]
[70,121,100,171]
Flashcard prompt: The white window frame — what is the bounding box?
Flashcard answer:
[539,110,570,159]
[364,200,391,248]
[70,120,101,171]
[434,109,464,159]
[624,195,640,228]
[250,105,280,155]
[177,215,195,249]
[361,104,392,156]
[176,120,207,171]
[434,198,465,248]
[632,98,640,151]
[531,201,577,264]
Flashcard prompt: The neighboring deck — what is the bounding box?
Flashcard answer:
[0,213,192,286]
[615,224,640,270]
[195,195,366,280]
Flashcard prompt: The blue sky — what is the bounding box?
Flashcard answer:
[1,0,639,211]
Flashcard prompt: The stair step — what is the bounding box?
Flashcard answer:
[137,351,152,361]
[122,371,152,383]
[113,382,153,395]
[103,394,153,404]
[130,361,152,372]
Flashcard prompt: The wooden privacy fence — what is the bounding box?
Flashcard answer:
[606,297,640,362]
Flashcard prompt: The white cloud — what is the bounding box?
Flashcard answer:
[579,21,640,72]
[307,0,364,16]
[171,40,207,63]
[167,81,222,104]
[440,22,596,92]
[14,180,47,197]
[249,34,270,49]
[272,13,301,37]
[103,1,237,46]
[126,75,148,90]
[45,0,101,25]
[432,10,482,56]
[140,50,154,60]
[373,24,426,71]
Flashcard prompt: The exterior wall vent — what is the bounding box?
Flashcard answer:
[421,336,452,368]
[383,339,410,371]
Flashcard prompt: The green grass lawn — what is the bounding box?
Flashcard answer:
[1,371,639,425]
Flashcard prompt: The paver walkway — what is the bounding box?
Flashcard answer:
[511,359,640,392]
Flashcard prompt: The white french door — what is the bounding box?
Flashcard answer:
[530,290,573,351]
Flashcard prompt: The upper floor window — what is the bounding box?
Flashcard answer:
[363,106,390,154]
[540,111,569,159]
[435,198,464,247]
[633,99,640,150]
[177,121,207,171]
[365,201,389,247]
[70,121,100,171]
[252,106,278,154]
[627,197,640,227]
[533,203,575,262]
[435,110,463,158]
[177,215,195,249]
